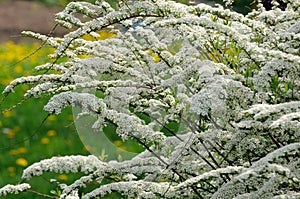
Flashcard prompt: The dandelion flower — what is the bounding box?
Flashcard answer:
[41,137,50,144]
[3,111,13,118]
[118,146,127,151]
[18,147,27,154]
[58,174,68,181]
[113,140,123,147]
[7,167,16,173]
[47,115,57,121]
[7,130,16,139]
[7,167,16,177]
[13,65,23,74]
[9,150,19,155]
[47,130,56,137]
[16,158,28,167]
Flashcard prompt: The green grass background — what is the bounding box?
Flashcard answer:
[0,42,91,198]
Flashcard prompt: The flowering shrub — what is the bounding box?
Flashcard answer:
[1,0,299,198]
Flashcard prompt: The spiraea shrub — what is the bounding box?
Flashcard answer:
[0,0,299,198]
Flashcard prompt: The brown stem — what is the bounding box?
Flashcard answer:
[0,113,50,151]
[129,133,204,198]
[205,140,234,165]
[268,132,282,149]
[26,190,59,199]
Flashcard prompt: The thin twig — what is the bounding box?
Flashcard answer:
[26,189,59,199]
[0,113,50,151]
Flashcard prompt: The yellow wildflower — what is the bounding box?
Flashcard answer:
[9,149,19,155]
[7,167,16,173]
[3,111,13,118]
[58,174,68,181]
[7,167,16,176]
[7,130,16,139]
[98,30,116,40]
[16,158,28,167]
[47,115,57,121]
[1,78,14,85]
[13,65,23,74]
[67,114,73,121]
[5,50,15,62]
[118,146,127,151]
[18,147,27,154]
[82,30,116,41]
[113,140,123,147]
[148,50,161,62]
[47,130,57,137]
[78,54,88,59]
[41,137,50,144]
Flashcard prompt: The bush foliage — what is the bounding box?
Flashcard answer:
[0,0,299,198]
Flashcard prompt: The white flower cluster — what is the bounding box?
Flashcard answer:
[0,184,30,196]
[22,155,104,180]
[1,0,299,198]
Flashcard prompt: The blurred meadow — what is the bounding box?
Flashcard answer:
[0,41,92,198]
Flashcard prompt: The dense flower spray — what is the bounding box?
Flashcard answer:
[1,0,299,198]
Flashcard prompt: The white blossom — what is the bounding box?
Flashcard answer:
[2,0,300,198]
[0,184,31,196]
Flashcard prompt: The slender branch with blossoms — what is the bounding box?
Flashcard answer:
[1,0,299,198]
